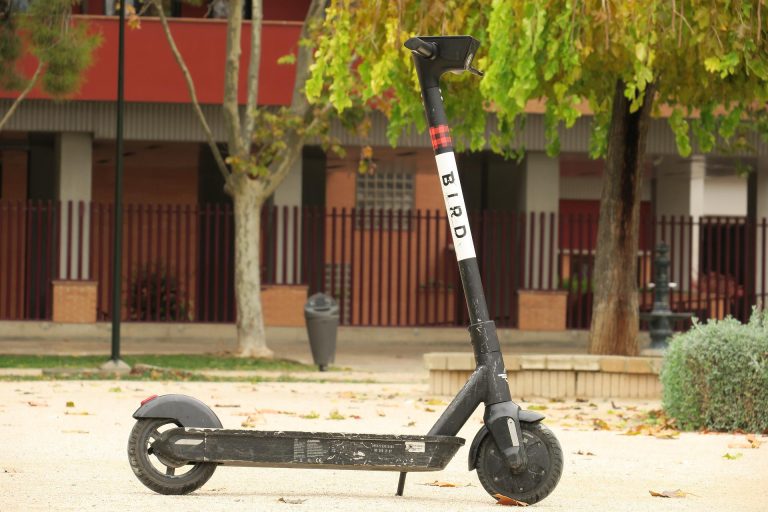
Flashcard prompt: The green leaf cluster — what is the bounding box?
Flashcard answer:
[229,106,341,178]
[0,0,101,98]
[661,309,768,432]
[309,1,768,160]
[308,1,492,152]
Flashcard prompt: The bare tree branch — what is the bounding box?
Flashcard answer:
[288,0,327,118]
[154,4,230,182]
[262,0,327,198]
[242,0,262,145]
[263,104,332,198]
[0,61,42,132]
[224,0,245,157]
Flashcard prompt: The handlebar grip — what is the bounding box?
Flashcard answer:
[405,37,437,59]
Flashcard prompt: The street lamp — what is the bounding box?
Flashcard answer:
[102,0,129,372]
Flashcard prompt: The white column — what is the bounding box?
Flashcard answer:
[272,155,302,284]
[654,155,705,290]
[56,132,93,280]
[523,152,560,289]
[757,156,768,299]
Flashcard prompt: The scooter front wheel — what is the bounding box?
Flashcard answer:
[475,422,563,505]
[128,418,217,495]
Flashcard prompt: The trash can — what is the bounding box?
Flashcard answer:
[304,293,339,371]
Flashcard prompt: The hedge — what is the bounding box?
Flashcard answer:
[661,309,768,432]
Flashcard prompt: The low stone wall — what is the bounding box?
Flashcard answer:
[424,353,663,399]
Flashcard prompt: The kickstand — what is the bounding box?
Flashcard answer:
[396,472,407,496]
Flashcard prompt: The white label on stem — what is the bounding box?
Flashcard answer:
[435,152,476,261]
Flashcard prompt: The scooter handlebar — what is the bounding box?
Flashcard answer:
[405,37,437,59]
[405,35,482,89]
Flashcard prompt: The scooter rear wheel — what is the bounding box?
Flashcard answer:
[128,418,216,495]
[475,422,563,505]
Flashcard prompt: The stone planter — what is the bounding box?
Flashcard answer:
[52,280,98,323]
[424,352,663,399]
[517,290,568,331]
[261,285,308,327]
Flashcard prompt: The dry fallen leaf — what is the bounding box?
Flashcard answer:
[652,429,680,440]
[592,418,611,430]
[241,414,264,427]
[425,398,448,406]
[723,452,743,460]
[278,497,307,504]
[423,480,458,488]
[494,494,529,506]
[65,411,90,416]
[27,401,48,407]
[649,489,690,498]
[215,404,241,408]
[744,434,762,449]
[574,450,596,456]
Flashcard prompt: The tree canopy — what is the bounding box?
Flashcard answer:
[0,0,100,130]
[308,0,768,159]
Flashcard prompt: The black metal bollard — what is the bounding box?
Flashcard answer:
[640,243,692,350]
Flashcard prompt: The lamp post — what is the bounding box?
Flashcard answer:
[102,0,129,372]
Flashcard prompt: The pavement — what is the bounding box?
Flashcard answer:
[1,380,766,511]
[2,332,765,510]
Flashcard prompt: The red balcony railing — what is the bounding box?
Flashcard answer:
[0,16,302,106]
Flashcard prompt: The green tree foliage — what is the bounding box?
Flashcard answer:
[310,1,768,157]
[0,0,100,129]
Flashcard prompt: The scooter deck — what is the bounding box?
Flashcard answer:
[153,428,464,471]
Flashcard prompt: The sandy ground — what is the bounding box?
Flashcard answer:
[1,380,766,511]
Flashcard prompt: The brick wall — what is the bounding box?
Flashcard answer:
[52,280,97,323]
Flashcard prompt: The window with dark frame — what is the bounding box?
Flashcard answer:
[355,154,415,230]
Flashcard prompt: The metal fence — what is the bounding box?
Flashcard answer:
[1,200,766,328]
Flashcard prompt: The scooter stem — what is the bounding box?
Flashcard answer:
[404,35,527,475]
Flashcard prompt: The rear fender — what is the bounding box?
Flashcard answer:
[132,394,223,428]
[468,409,545,471]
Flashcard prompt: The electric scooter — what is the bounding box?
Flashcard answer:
[127,35,564,504]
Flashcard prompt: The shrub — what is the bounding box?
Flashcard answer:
[129,268,190,321]
[661,309,768,432]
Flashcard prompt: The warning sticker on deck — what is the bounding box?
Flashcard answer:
[405,441,426,453]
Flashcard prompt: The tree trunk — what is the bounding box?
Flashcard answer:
[589,81,655,355]
[231,176,272,358]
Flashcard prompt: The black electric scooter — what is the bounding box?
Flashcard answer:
[127,36,564,504]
